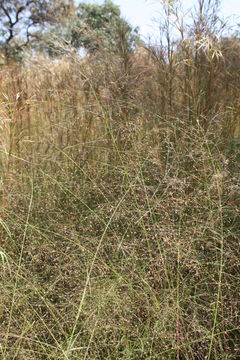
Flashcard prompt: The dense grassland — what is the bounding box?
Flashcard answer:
[0,11,240,360]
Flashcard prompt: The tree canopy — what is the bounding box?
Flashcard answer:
[71,0,138,52]
[0,0,73,59]
[0,0,139,61]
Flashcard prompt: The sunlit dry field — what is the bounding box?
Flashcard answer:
[0,1,240,358]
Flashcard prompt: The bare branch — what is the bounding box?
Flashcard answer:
[0,2,14,42]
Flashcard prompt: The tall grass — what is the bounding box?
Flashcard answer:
[0,0,240,358]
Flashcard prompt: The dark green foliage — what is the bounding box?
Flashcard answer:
[72,0,138,52]
[42,0,139,57]
[0,0,139,60]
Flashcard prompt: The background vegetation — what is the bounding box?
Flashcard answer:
[0,0,240,358]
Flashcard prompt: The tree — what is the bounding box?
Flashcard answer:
[70,0,139,54]
[0,0,72,60]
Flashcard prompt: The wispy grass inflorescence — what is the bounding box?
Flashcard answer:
[0,0,239,358]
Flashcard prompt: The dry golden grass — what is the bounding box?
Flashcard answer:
[0,7,240,358]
